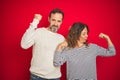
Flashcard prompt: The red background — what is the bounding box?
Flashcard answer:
[1,0,120,80]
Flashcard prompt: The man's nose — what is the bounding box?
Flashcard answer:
[54,21,58,25]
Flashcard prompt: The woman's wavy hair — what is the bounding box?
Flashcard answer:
[66,22,89,48]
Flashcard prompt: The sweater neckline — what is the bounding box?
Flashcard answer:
[74,45,86,50]
[66,45,86,51]
[42,27,58,35]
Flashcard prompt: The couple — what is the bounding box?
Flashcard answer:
[21,8,116,80]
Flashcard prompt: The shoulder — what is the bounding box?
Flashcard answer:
[56,33,65,40]
[35,27,46,32]
[88,43,99,48]
[36,27,45,31]
[56,33,64,37]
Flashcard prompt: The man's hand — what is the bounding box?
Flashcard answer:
[34,14,42,21]
[30,14,42,29]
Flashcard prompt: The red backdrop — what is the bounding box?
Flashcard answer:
[1,0,120,80]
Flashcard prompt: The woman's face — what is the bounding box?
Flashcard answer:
[79,27,88,43]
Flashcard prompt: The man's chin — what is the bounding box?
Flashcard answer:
[51,28,58,32]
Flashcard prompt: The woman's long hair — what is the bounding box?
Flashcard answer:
[66,22,89,48]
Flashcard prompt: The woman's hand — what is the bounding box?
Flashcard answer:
[56,40,68,51]
[99,33,113,46]
[99,33,109,40]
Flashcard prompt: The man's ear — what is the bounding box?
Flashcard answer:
[48,17,50,22]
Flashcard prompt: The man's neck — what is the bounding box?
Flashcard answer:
[46,27,57,33]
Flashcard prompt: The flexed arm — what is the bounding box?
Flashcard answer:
[21,14,42,49]
[97,33,116,56]
[99,33,113,46]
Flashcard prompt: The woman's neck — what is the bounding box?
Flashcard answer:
[75,41,84,48]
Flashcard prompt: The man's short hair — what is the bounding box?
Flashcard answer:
[49,8,64,20]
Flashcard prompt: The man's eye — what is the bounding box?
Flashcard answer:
[58,21,61,22]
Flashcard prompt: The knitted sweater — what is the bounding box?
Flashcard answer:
[21,19,65,79]
[54,43,116,80]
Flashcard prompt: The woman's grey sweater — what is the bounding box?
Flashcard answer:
[53,43,116,80]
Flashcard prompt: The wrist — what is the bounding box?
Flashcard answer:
[105,36,110,41]
[29,18,40,29]
[32,18,39,24]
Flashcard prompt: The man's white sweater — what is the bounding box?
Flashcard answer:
[21,19,64,79]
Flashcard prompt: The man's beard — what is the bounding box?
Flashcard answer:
[49,25,59,33]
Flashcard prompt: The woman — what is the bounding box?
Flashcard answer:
[53,22,116,80]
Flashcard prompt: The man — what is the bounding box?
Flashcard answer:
[21,8,65,80]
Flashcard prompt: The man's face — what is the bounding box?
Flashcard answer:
[48,13,63,32]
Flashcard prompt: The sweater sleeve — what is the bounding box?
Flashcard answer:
[53,50,67,67]
[95,44,116,57]
[21,19,39,49]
